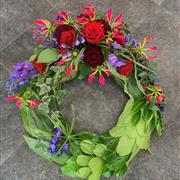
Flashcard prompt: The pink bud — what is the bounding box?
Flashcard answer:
[146,94,152,102]
[16,101,23,108]
[6,96,20,101]
[106,9,112,21]
[65,64,73,77]
[104,69,111,77]
[155,96,161,104]
[99,74,105,86]
[57,59,65,65]
[28,100,40,108]
[114,14,123,23]
[88,73,95,85]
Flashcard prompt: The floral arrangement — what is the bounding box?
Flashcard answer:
[5,4,166,180]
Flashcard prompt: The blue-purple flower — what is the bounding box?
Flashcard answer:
[74,35,85,46]
[4,60,36,96]
[125,35,137,48]
[108,53,126,68]
[48,128,69,157]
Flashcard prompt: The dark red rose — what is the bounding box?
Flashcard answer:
[97,19,111,34]
[83,22,105,43]
[32,60,46,74]
[55,24,77,55]
[117,60,133,77]
[84,45,104,68]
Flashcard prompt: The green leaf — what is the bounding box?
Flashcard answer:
[77,167,91,178]
[38,103,50,113]
[136,120,145,136]
[80,140,95,155]
[76,155,91,166]
[136,135,149,149]
[88,157,104,174]
[24,136,69,165]
[109,126,126,137]
[126,144,139,165]
[54,90,68,101]
[38,84,51,96]
[46,78,53,85]
[61,157,79,177]
[126,125,138,138]
[29,54,37,62]
[78,63,91,80]
[38,48,60,63]
[116,136,135,156]
[93,144,107,157]
[131,111,142,126]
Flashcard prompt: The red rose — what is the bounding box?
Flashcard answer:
[55,24,77,55]
[83,22,105,43]
[117,60,133,77]
[32,60,46,74]
[84,45,104,68]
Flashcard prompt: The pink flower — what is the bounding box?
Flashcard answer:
[137,36,158,60]
[99,73,105,86]
[7,95,41,108]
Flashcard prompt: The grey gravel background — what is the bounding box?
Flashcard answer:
[0,0,180,180]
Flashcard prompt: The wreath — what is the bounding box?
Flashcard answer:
[5,4,166,180]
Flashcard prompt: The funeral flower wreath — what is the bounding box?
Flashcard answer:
[5,4,167,180]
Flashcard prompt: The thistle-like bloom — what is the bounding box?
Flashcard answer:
[144,84,166,104]
[136,36,158,60]
[88,66,111,86]
[6,95,40,108]
[108,53,126,68]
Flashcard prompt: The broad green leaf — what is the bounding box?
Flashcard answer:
[107,155,129,171]
[29,54,37,62]
[80,140,95,155]
[77,167,91,178]
[88,157,104,173]
[136,135,149,149]
[39,84,51,96]
[116,136,135,156]
[126,144,139,165]
[46,78,53,85]
[88,173,99,180]
[117,99,134,125]
[136,120,145,136]
[126,125,138,138]
[131,111,142,126]
[24,136,69,165]
[93,144,107,157]
[109,126,126,137]
[54,90,68,101]
[76,155,91,166]
[61,157,79,177]
[38,48,60,63]
[38,103,50,113]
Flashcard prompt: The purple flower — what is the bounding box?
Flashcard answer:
[62,51,71,59]
[62,143,69,152]
[74,35,85,46]
[112,41,122,50]
[53,128,63,136]
[51,137,59,144]
[4,60,36,95]
[125,35,137,48]
[108,53,126,68]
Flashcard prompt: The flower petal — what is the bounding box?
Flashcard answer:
[65,64,73,77]
[6,95,19,101]
[16,101,23,108]
[88,72,95,85]
[99,74,105,86]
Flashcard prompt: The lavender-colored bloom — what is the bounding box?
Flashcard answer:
[125,35,137,48]
[62,143,69,152]
[108,53,126,68]
[50,143,56,150]
[48,148,56,156]
[112,41,122,50]
[53,128,63,136]
[51,137,59,144]
[4,60,36,95]
[62,51,71,59]
[74,35,85,46]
